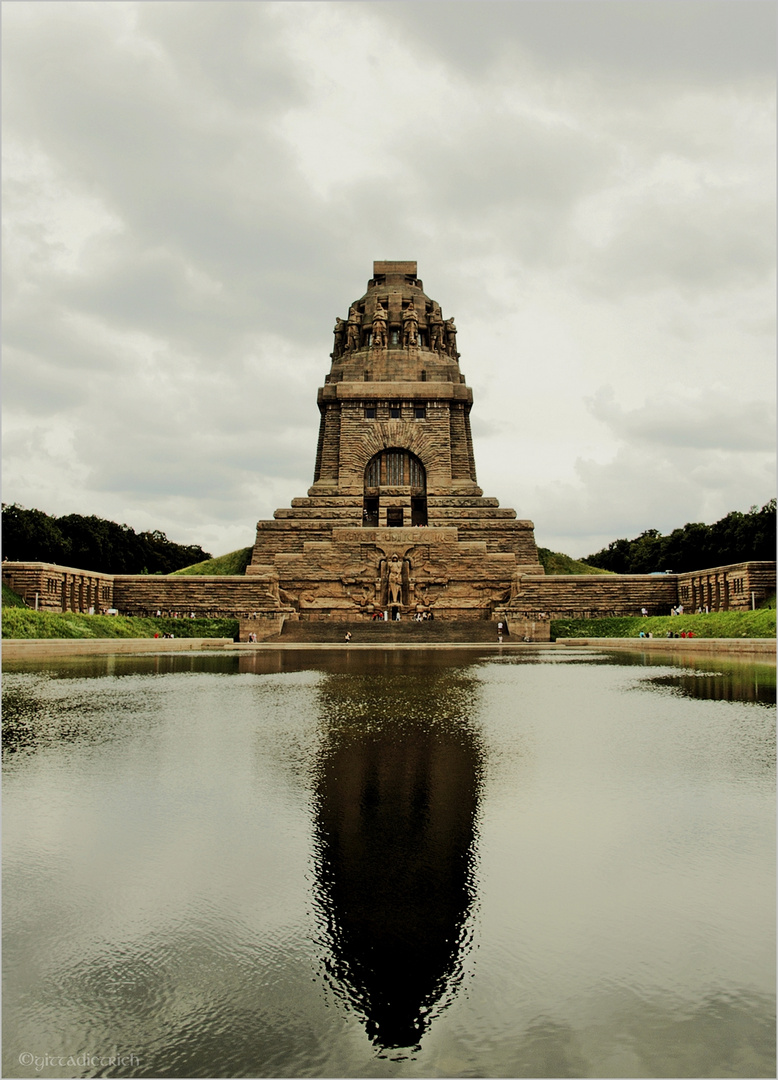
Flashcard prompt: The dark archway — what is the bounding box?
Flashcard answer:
[363,450,427,527]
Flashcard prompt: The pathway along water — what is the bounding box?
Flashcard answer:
[3,647,774,1078]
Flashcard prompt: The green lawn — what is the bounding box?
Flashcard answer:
[170,547,252,575]
[538,548,613,575]
[551,609,776,639]
[2,608,238,640]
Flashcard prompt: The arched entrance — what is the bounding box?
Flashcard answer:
[363,449,427,527]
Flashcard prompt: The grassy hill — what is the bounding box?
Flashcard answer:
[170,547,252,575]
[3,583,27,607]
[538,548,613,575]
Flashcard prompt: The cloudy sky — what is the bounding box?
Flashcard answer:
[3,1,775,559]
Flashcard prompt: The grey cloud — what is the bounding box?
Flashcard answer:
[536,443,776,556]
[371,1,775,84]
[584,198,775,297]
[588,388,776,451]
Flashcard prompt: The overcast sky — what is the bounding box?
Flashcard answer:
[3,1,775,559]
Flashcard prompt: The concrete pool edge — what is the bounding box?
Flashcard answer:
[2,636,775,661]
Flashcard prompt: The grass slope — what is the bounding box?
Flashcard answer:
[538,548,613,575]
[2,584,27,607]
[552,609,776,640]
[2,608,238,640]
[170,547,252,576]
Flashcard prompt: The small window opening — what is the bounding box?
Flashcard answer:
[415,406,426,420]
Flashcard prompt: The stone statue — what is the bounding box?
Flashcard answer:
[332,316,345,358]
[387,554,403,605]
[372,302,387,348]
[445,317,458,358]
[402,301,419,348]
[345,305,361,352]
[429,302,444,353]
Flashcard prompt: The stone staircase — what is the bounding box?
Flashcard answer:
[279,618,504,644]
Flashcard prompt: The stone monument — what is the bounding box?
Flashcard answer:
[246,261,545,626]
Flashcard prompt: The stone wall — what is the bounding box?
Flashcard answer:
[111,575,284,617]
[676,561,775,612]
[2,562,114,613]
[505,573,682,620]
[4,559,774,623]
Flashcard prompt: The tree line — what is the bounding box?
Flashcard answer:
[2,504,212,575]
[582,500,776,575]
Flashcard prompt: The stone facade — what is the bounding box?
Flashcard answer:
[247,261,545,624]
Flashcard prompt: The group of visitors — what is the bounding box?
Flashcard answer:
[412,610,434,621]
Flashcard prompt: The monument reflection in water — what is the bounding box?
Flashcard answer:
[309,654,483,1052]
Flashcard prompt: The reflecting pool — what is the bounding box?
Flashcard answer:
[3,647,775,1078]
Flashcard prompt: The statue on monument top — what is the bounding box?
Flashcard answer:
[429,301,445,354]
[402,301,419,348]
[345,305,361,352]
[371,301,388,348]
[445,317,459,358]
[331,316,346,358]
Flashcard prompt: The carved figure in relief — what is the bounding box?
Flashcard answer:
[387,554,403,605]
[345,305,361,352]
[332,316,345,358]
[429,302,445,353]
[402,301,419,347]
[444,317,459,357]
[372,302,387,348]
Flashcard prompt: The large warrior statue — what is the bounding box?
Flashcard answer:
[331,316,346,359]
[387,554,404,606]
[372,301,388,348]
[445,317,459,358]
[429,301,445,354]
[345,305,361,352]
[402,300,419,348]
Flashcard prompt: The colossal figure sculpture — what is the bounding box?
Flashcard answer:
[402,300,419,348]
[345,305,361,352]
[372,301,388,348]
[387,554,403,606]
[247,261,545,625]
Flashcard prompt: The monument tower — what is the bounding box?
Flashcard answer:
[247,261,544,621]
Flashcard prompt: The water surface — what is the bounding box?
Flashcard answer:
[3,647,775,1078]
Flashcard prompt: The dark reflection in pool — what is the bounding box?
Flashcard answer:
[310,653,484,1054]
[636,658,776,705]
